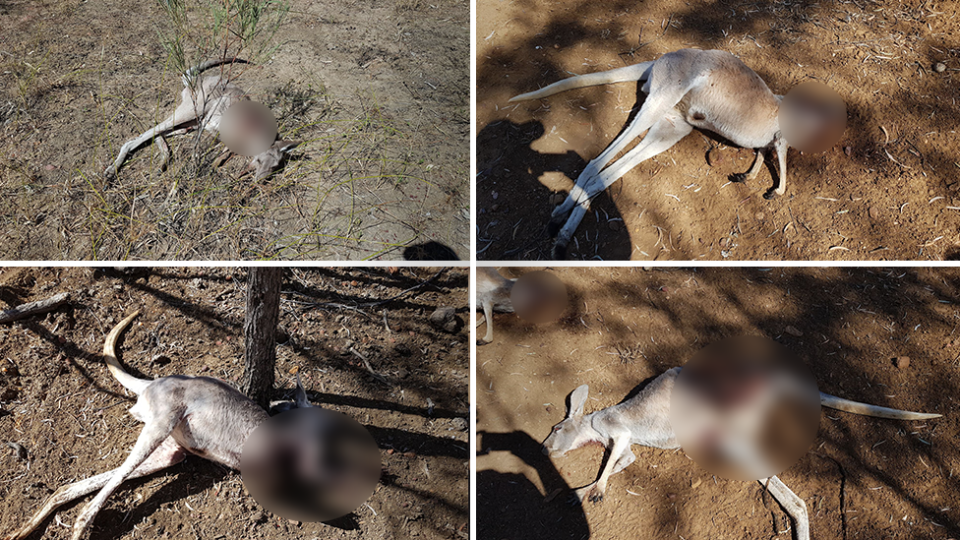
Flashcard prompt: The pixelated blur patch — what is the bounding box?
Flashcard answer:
[670,336,820,482]
[240,408,381,522]
[510,270,567,324]
[779,81,846,154]
[219,101,278,157]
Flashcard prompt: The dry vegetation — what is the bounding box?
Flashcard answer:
[0,0,469,261]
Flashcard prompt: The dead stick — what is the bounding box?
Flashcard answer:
[382,309,393,334]
[0,293,70,324]
[349,348,389,384]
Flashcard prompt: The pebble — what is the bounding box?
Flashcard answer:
[895,356,910,369]
[428,307,459,333]
[868,206,879,219]
[785,325,803,337]
[934,62,946,73]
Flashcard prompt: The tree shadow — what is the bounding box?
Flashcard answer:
[477,119,631,260]
[477,0,960,260]
[477,430,591,540]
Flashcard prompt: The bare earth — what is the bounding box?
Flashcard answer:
[476,0,960,261]
[0,266,468,540]
[0,0,469,261]
[477,267,959,539]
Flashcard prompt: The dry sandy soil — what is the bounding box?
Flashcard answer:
[0,266,469,540]
[477,267,960,539]
[477,0,960,261]
[0,0,469,261]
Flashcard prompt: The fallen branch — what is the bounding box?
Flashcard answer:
[0,293,70,324]
[383,309,393,333]
[350,348,389,385]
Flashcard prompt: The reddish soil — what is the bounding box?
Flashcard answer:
[476,0,960,261]
[477,267,960,539]
[0,266,468,540]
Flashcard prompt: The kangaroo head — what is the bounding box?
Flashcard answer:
[542,384,600,456]
[249,139,301,181]
[269,372,316,415]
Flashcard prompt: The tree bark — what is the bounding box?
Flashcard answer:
[242,267,282,409]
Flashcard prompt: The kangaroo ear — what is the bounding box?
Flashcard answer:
[293,372,313,409]
[568,384,589,418]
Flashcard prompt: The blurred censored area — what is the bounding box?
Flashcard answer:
[219,101,278,157]
[779,82,847,154]
[241,407,381,522]
[671,336,820,481]
[511,270,568,324]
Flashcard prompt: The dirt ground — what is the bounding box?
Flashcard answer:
[0,0,469,261]
[477,267,960,539]
[0,266,469,540]
[476,0,960,261]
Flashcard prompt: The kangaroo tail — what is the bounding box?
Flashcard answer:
[181,58,252,87]
[820,392,941,420]
[509,61,655,103]
[103,311,151,395]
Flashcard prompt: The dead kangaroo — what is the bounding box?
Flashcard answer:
[1,312,314,540]
[476,267,516,344]
[104,58,300,181]
[510,49,795,260]
[544,368,941,540]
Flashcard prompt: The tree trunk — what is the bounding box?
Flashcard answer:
[242,267,283,409]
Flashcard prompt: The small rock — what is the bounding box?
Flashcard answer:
[451,417,468,431]
[844,146,852,156]
[755,212,765,221]
[895,356,910,369]
[549,192,565,205]
[428,306,461,333]
[608,220,622,231]
[868,206,879,219]
[785,325,803,337]
[934,62,946,73]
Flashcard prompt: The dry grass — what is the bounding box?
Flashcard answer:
[0,60,451,261]
[0,0,469,261]
[82,84,439,260]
